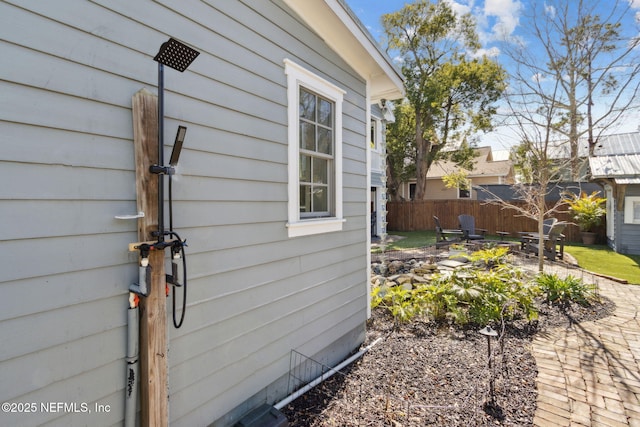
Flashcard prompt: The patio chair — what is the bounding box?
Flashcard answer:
[457,214,487,242]
[433,216,463,247]
[522,221,566,261]
[519,218,557,252]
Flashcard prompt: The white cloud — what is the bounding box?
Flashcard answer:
[471,46,502,57]
[544,3,556,19]
[470,0,523,44]
[531,72,552,83]
[630,0,640,9]
[447,0,473,16]
[484,0,523,39]
[393,55,404,65]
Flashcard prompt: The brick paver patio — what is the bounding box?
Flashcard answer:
[532,276,640,426]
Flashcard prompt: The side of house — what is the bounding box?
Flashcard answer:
[589,132,640,255]
[590,148,640,255]
[0,1,402,426]
[606,181,640,255]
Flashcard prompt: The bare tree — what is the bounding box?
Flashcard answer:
[501,0,640,180]
[484,66,573,272]
[482,0,639,270]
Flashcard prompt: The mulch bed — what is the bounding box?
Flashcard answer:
[281,295,615,426]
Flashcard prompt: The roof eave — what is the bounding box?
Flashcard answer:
[283,0,405,102]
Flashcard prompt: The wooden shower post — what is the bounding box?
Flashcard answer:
[132,88,168,427]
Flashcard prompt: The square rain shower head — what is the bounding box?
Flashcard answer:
[154,38,200,72]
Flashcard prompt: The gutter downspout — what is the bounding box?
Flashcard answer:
[273,337,382,410]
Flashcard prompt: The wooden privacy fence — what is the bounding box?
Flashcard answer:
[386,199,606,244]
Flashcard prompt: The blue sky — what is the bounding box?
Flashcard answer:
[344,0,640,150]
[345,0,530,56]
[345,0,640,58]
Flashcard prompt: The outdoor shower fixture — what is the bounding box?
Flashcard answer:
[149,125,187,176]
[152,38,199,242]
[140,37,199,328]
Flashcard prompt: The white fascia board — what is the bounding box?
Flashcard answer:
[283,0,404,102]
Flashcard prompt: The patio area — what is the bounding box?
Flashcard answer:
[531,276,640,426]
[370,239,640,426]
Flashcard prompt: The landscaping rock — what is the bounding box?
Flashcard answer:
[372,258,467,289]
[396,275,412,285]
[414,264,437,275]
[387,260,405,274]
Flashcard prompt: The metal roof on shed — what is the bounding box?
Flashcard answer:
[547,131,640,159]
[589,153,640,181]
[593,132,640,156]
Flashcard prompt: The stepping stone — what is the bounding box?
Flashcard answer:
[437,259,468,269]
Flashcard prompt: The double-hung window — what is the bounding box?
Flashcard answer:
[299,88,332,217]
[284,59,345,237]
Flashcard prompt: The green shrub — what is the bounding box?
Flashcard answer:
[466,267,538,325]
[371,264,539,326]
[535,273,596,306]
[371,285,415,324]
[469,246,510,269]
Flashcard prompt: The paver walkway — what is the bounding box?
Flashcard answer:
[532,276,640,426]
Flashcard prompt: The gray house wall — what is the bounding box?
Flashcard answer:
[0,1,372,426]
[614,186,640,255]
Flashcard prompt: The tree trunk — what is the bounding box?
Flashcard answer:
[386,160,402,202]
[414,118,429,200]
[569,91,580,181]
[537,198,545,272]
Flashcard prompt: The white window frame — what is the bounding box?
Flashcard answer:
[370,116,382,151]
[458,179,472,199]
[284,59,346,237]
[624,196,640,224]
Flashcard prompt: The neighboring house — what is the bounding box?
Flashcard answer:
[397,146,515,200]
[589,131,640,255]
[0,2,403,427]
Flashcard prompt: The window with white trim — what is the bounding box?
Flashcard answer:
[370,118,380,150]
[458,179,471,199]
[624,197,640,224]
[284,59,345,237]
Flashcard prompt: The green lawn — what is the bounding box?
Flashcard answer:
[373,231,640,285]
[374,231,437,251]
[564,244,640,285]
